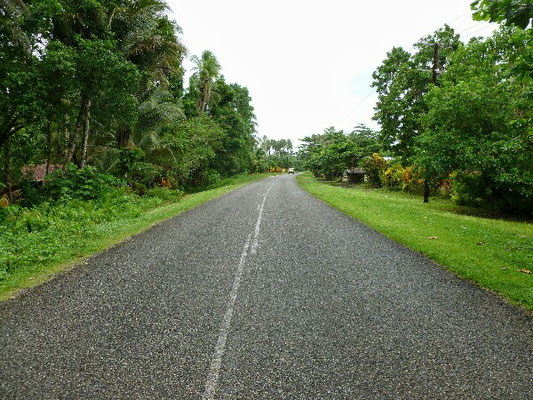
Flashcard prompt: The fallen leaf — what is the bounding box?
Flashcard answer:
[518,268,531,274]
[477,241,486,245]
[428,236,438,240]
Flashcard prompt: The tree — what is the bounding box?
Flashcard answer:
[112,1,186,149]
[209,78,257,175]
[414,27,533,214]
[190,50,221,112]
[372,25,461,159]
[471,0,533,29]
[157,114,226,186]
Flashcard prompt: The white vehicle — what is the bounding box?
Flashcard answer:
[288,168,295,174]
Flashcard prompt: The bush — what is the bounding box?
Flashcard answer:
[202,169,222,187]
[384,164,404,190]
[0,190,162,279]
[44,164,122,201]
[364,153,388,187]
[128,161,163,191]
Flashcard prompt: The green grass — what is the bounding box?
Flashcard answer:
[0,173,272,301]
[297,172,533,310]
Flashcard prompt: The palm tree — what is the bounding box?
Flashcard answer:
[111,0,187,149]
[55,0,186,163]
[113,0,186,90]
[134,88,184,156]
[260,135,271,156]
[191,50,221,112]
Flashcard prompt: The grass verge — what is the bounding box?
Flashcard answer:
[0,173,272,301]
[297,172,533,310]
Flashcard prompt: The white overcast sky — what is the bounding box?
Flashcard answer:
[168,0,496,145]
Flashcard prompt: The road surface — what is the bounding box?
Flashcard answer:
[1,174,531,399]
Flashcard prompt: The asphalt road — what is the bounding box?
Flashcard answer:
[1,174,531,399]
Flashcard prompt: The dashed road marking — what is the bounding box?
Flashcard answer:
[251,184,273,255]
[202,233,252,400]
[203,183,274,399]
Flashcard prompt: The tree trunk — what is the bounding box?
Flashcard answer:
[56,124,61,155]
[3,137,12,200]
[117,128,131,149]
[0,118,22,150]
[63,124,70,160]
[64,95,89,167]
[79,99,92,168]
[45,121,52,176]
[423,179,429,203]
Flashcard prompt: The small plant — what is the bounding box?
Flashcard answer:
[364,153,388,187]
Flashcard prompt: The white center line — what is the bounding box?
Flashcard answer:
[202,233,251,400]
[202,183,275,399]
[250,184,273,255]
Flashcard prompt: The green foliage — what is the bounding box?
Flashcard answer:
[129,162,163,192]
[209,78,257,176]
[363,153,388,187]
[471,0,533,29]
[118,146,146,174]
[256,136,297,172]
[300,125,382,180]
[414,27,533,215]
[371,25,461,159]
[44,164,122,201]
[0,173,270,291]
[0,1,260,215]
[190,50,221,112]
[383,164,426,194]
[156,113,225,187]
[0,189,159,280]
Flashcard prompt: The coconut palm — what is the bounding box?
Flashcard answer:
[190,50,221,112]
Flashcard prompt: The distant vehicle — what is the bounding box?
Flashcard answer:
[288,168,295,174]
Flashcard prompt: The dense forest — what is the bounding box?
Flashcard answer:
[0,0,298,208]
[300,1,532,216]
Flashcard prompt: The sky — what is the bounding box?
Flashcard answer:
[168,0,497,146]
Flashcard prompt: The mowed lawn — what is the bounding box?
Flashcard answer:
[297,173,533,310]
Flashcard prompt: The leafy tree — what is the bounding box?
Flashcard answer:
[209,78,257,175]
[372,25,461,159]
[349,124,383,163]
[157,114,226,187]
[471,0,533,29]
[414,27,533,214]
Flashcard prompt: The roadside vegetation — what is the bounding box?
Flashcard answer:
[256,136,302,172]
[297,172,533,309]
[0,172,271,300]
[0,1,296,297]
[297,3,532,309]
[299,2,531,217]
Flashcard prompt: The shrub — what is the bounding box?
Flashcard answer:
[402,166,425,193]
[364,153,388,187]
[383,164,426,193]
[384,164,404,190]
[44,164,122,201]
[202,169,222,187]
[128,161,163,190]
[438,174,453,198]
